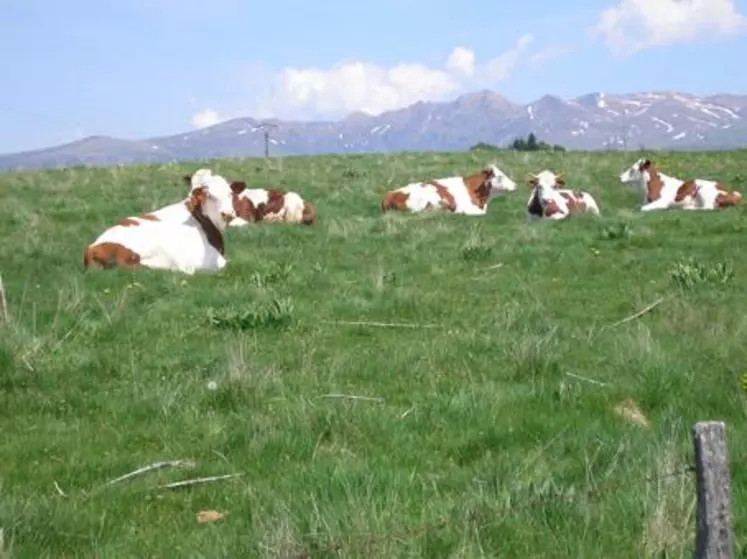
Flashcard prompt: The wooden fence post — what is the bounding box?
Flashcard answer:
[693,421,734,559]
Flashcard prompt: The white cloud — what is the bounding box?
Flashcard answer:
[252,34,535,119]
[528,45,576,66]
[190,108,226,128]
[484,34,534,81]
[446,46,476,77]
[592,0,747,56]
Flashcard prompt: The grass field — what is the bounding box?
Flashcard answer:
[2,148,747,558]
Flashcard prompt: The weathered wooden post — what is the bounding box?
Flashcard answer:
[693,421,734,558]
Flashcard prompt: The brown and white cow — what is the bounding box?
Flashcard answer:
[83,169,237,274]
[526,169,601,221]
[381,164,517,215]
[619,158,742,211]
[226,182,316,226]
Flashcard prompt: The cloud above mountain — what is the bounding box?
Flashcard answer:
[190,34,543,126]
[592,0,747,56]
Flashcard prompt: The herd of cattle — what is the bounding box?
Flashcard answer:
[83,157,742,275]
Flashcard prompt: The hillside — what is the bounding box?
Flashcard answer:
[1,89,747,171]
[1,150,747,556]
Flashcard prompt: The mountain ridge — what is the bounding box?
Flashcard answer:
[2,89,746,171]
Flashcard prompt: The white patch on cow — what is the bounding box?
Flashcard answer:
[390,183,447,212]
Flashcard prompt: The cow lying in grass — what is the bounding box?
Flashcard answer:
[381,164,517,216]
[227,181,316,226]
[83,169,237,274]
[526,170,601,221]
[619,158,742,211]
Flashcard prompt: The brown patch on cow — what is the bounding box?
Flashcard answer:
[184,187,225,255]
[301,201,316,224]
[236,189,288,221]
[232,194,258,222]
[117,217,141,227]
[426,180,457,212]
[229,181,247,195]
[715,188,742,208]
[640,159,663,203]
[261,190,286,218]
[674,179,698,203]
[559,191,587,213]
[140,213,159,221]
[83,242,141,269]
[463,168,495,208]
[381,191,409,211]
[554,176,566,188]
[543,199,563,218]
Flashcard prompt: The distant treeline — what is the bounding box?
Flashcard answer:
[470,133,566,152]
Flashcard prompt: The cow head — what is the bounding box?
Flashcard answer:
[183,168,238,229]
[619,158,651,186]
[227,180,259,223]
[527,169,564,191]
[483,163,517,194]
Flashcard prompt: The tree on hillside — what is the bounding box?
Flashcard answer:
[509,133,565,152]
[526,132,538,150]
[469,142,500,151]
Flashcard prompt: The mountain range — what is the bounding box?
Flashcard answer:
[2,89,747,172]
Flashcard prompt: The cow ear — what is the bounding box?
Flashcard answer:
[230,181,247,194]
[183,174,192,185]
[187,186,206,211]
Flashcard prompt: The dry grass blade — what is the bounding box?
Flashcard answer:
[196,510,225,523]
[320,393,384,402]
[565,372,608,386]
[320,320,440,329]
[103,459,196,487]
[600,297,665,333]
[158,473,243,490]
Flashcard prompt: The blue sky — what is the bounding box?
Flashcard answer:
[2,0,747,154]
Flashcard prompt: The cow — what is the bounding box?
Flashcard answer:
[618,158,742,211]
[227,182,316,226]
[526,169,601,221]
[381,164,517,216]
[83,169,238,274]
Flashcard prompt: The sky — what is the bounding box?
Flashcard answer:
[2,0,747,154]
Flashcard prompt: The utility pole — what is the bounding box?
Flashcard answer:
[258,122,278,159]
